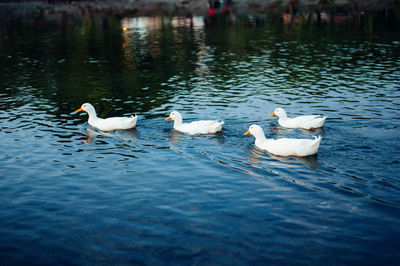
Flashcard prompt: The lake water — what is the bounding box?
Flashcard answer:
[1,15,400,264]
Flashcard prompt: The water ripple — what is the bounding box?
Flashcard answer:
[0,16,400,265]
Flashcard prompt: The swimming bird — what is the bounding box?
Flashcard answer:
[269,107,326,130]
[244,124,321,156]
[75,103,137,131]
[165,111,224,135]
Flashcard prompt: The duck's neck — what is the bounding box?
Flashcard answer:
[86,108,98,123]
[278,113,287,121]
[254,132,268,146]
[173,117,182,129]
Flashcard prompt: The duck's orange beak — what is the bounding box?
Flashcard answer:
[165,116,171,120]
[269,112,276,117]
[75,107,83,113]
[243,130,250,135]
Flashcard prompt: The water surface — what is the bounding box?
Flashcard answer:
[0,16,400,264]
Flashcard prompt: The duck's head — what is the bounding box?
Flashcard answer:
[243,124,264,137]
[75,103,94,114]
[165,111,181,121]
[269,107,286,118]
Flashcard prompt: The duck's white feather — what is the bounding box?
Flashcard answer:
[89,115,137,132]
[167,111,224,135]
[257,136,321,157]
[76,103,137,131]
[279,115,326,129]
[176,120,224,135]
[271,108,326,129]
[245,124,321,157]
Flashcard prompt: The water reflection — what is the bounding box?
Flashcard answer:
[76,124,140,145]
[77,125,113,144]
[248,146,319,170]
[168,129,183,142]
[270,154,319,170]
[268,125,324,136]
[166,126,226,146]
[121,16,204,34]
[167,129,183,150]
[115,128,140,141]
[1,14,213,120]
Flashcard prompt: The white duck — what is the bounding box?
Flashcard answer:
[75,103,137,131]
[165,111,224,135]
[244,124,321,157]
[269,107,326,130]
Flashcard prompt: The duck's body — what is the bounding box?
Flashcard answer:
[87,116,137,132]
[244,124,321,157]
[75,103,137,131]
[166,111,224,135]
[270,107,326,130]
[255,136,321,157]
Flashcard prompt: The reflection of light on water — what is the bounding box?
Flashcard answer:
[121,17,209,90]
[282,12,350,25]
[120,17,153,64]
[120,16,204,35]
[120,17,205,68]
[195,44,212,78]
[169,16,204,28]
[121,17,150,37]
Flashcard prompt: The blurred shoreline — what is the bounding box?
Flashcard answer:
[0,0,399,29]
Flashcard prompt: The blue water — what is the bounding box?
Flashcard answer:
[1,16,400,264]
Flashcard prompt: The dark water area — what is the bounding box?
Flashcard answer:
[1,15,400,264]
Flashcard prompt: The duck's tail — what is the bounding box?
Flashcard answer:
[319,116,327,126]
[128,114,138,128]
[312,135,322,147]
[213,121,224,132]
